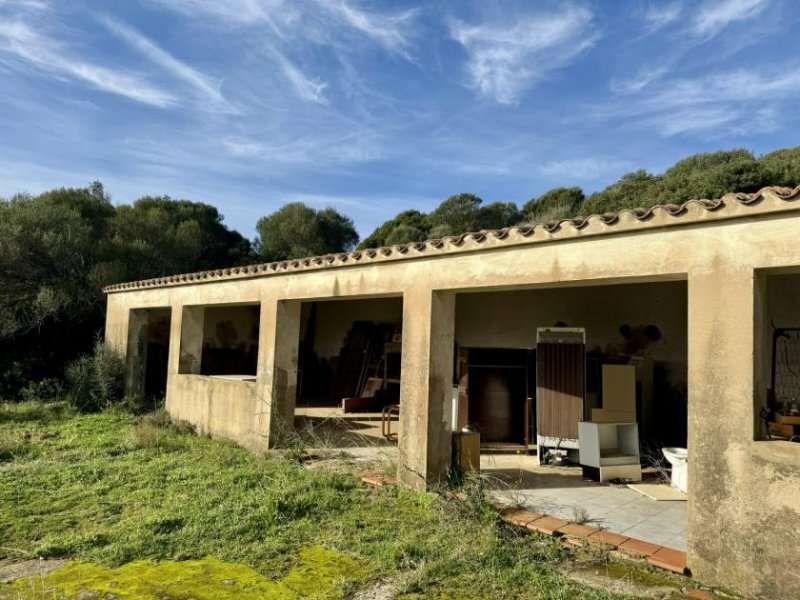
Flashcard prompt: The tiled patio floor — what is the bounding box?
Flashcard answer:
[295,408,687,552]
[481,454,687,551]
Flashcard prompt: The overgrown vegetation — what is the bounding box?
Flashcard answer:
[65,340,126,413]
[0,185,251,399]
[0,401,644,599]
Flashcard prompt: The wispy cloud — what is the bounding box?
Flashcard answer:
[320,1,419,58]
[0,0,50,10]
[264,45,327,104]
[146,0,419,58]
[640,2,682,31]
[141,0,281,26]
[598,65,800,137]
[143,0,420,104]
[610,66,668,94]
[0,21,175,106]
[691,0,770,38]
[449,4,598,105]
[538,157,635,180]
[101,16,228,108]
[223,138,266,158]
[222,129,382,164]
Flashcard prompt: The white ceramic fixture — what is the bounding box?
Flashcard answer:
[662,446,688,494]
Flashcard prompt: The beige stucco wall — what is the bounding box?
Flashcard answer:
[455,282,687,380]
[105,196,800,599]
[168,375,265,451]
[303,297,403,360]
[201,304,260,352]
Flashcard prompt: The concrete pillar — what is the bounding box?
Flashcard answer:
[686,267,756,589]
[104,295,130,355]
[398,288,455,491]
[178,306,204,374]
[257,298,301,447]
[166,304,183,377]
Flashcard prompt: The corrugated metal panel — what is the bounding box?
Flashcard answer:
[536,329,585,441]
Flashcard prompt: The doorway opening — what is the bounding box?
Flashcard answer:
[294,296,404,449]
[127,307,172,400]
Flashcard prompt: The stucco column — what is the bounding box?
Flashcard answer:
[686,267,757,589]
[104,295,129,355]
[257,297,301,447]
[398,288,455,491]
[166,304,183,377]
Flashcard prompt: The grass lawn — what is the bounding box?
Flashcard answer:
[0,401,672,599]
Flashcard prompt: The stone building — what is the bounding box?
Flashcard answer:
[104,186,800,599]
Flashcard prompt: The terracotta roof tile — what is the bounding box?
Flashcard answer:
[104,185,800,293]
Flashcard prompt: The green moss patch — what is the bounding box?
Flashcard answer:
[282,546,372,598]
[4,546,370,600]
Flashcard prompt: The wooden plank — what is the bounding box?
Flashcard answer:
[342,395,385,413]
[774,414,800,425]
[769,422,796,436]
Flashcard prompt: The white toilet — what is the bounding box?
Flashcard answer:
[662,447,688,494]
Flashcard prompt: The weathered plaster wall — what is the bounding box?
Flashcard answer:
[455,282,687,381]
[202,305,260,352]
[167,375,265,451]
[688,270,800,599]
[105,196,800,599]
[305,297,402,360]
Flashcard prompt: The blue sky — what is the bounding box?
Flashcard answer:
[1,0,799,239]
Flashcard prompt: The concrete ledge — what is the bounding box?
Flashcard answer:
[751,440,800,470]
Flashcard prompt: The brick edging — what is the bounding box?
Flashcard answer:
[359,473,688,575]
[495,504,689,575]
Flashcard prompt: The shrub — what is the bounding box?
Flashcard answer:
[130,421,168,450]
[66,340,126,412]
[129,409,195,450]
[141,409,195,436]
[0,361,26,400]
[19,377,63,402]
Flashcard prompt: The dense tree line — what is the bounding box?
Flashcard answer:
[0,185,253,397]
[1,145,799,397]
[359,146,800,249]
